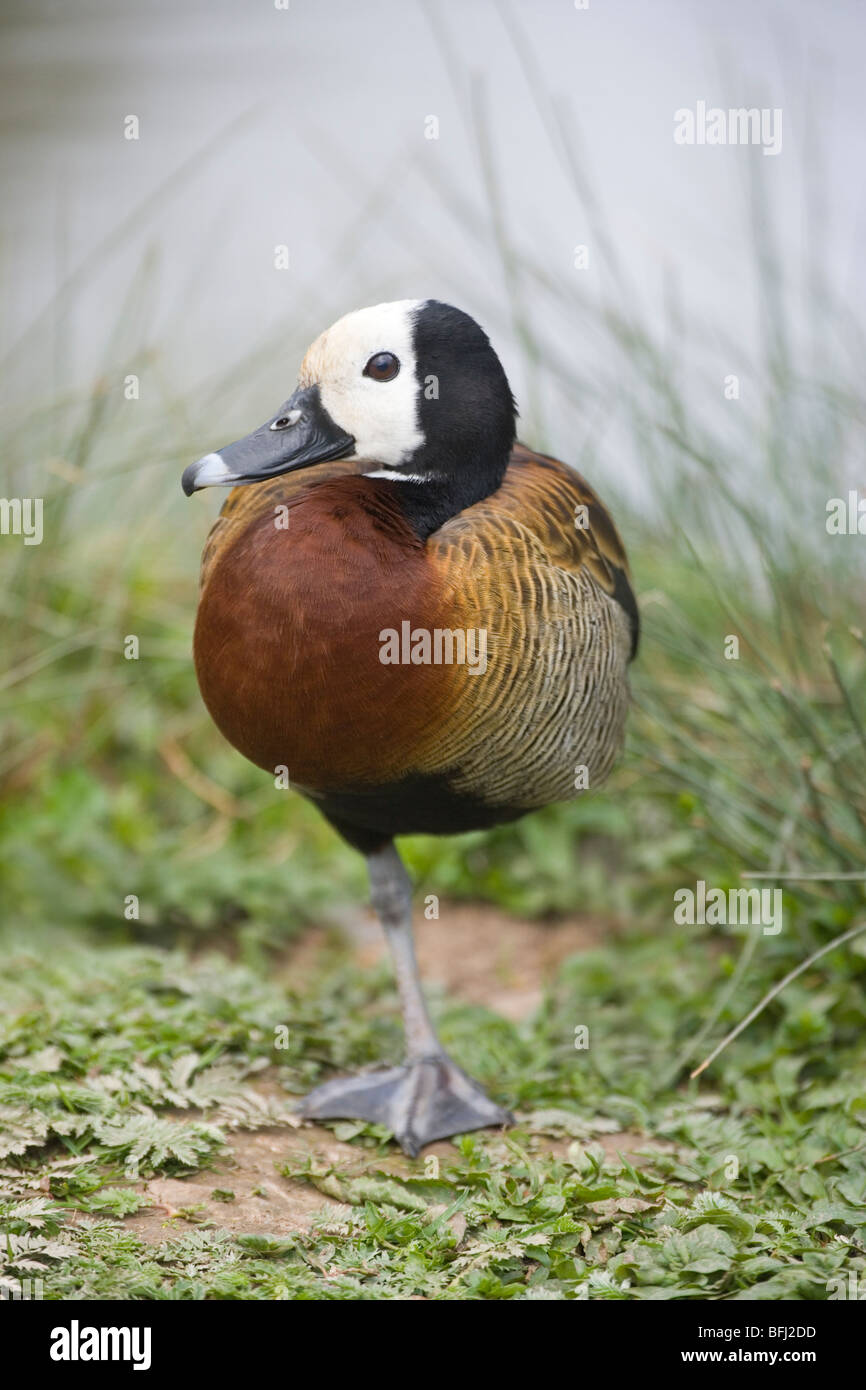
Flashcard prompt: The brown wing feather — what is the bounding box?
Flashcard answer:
[489,444,639,656]
[417,443,636,810]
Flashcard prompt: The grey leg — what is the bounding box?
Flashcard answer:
[297,841,512,1156]
[368,844,440,1059]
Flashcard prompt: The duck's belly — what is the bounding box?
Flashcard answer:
[193,505,631,838]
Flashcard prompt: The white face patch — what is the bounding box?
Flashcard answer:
[297,300,426,470]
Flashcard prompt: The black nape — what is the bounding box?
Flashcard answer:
[388,300,517,539]
[377,472,501,540]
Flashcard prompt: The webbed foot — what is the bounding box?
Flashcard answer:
[297,1054,512,1157]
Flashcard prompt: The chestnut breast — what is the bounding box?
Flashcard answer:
[193,476,457,789]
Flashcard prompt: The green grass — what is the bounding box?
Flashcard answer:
[2,926,864,1299]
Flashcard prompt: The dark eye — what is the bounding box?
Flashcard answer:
[363,351,400,382]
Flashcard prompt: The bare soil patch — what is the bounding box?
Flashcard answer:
[282,900,617,1021]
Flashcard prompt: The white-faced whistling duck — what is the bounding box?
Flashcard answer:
[182,300,638,1155]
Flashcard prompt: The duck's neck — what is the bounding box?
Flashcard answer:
[367,455,511,540]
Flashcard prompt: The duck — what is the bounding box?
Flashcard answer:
[182,299,638,1156]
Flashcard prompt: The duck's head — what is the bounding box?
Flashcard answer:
[182,299,517,535]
